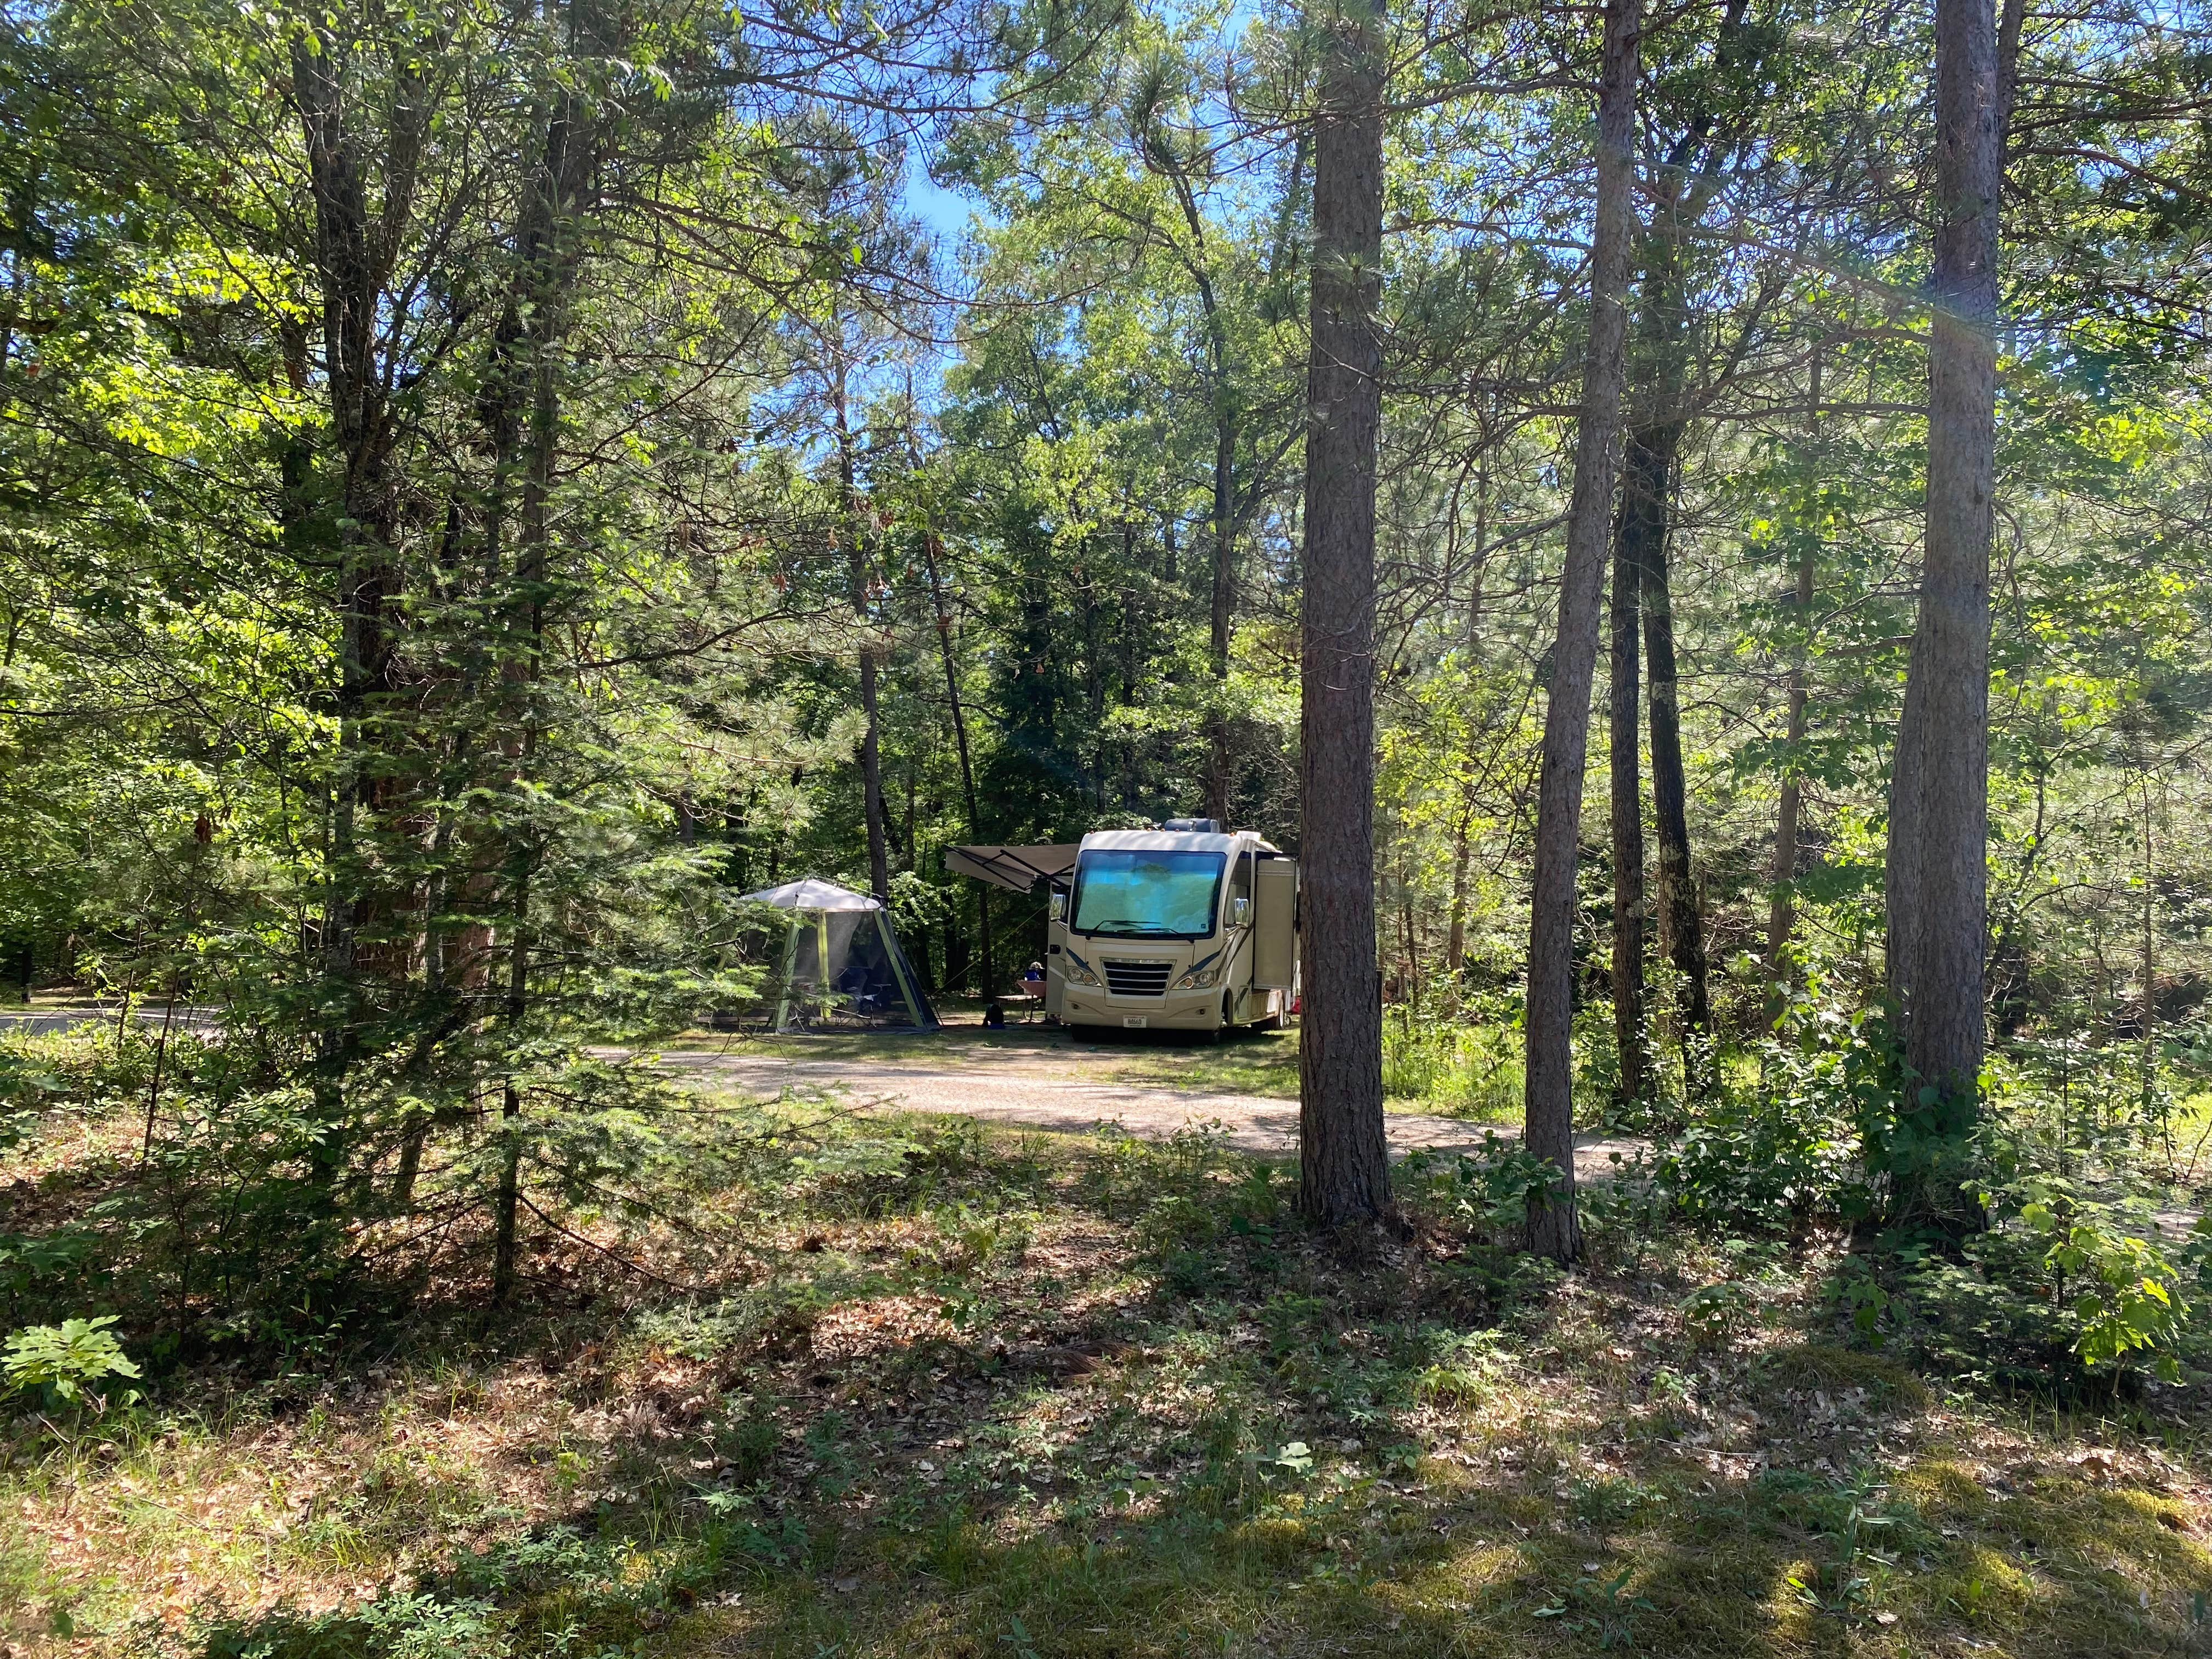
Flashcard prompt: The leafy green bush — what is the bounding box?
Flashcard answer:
[1650,990,1888,1229]
[1413,1327,1509,1405]
[1905,1184,2200,1389]
[1402,1134,1565,1240]
[2000,1177,2193,1375]
[1826,1176,2207,1393]
[1680,1280,1757,1342]
[2,1315,139,1407]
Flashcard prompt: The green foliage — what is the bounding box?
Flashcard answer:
[1773,1468,1916,1622]
[1,6,2210,1652]
[2,1315,138,1406]
[1997,1177,2193,1378]
[1834,1180,2207,1395]
[1679,1280,1756,1342]
[1533,1566,1657,1649]
[1651,988,1888,1229]
[1380,1014,1521,1114]
[1412,1328,1509,1406]
[1401,1134,1564,1239]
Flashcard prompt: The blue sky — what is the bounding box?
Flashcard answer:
[901,164,976,244]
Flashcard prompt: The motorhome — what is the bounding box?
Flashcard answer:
[1046,820,1298,1037]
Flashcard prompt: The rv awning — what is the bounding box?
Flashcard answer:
[944,844,1079,893]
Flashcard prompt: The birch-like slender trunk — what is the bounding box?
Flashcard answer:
[1766,358,1820,989]
[1639,455,1712,1092]
[921,531,994,994]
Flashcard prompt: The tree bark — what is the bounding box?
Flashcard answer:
[1767,377,1817,988]
[1885,0,2018,1222]
[1607,466,1646,1108]
[836,360,891,902]
[1768,353,1821,988]
[1609,0,1754,1084]
[486,8,597,1294]
[490,870,530,1304]
[921,531,994,994]
[1296,0,1391,1230]
[1445,794,1473,981]
[1522,0,1640,1262]
[1637,431,1711,1091]
[1207,414,1237,826]
[293,29,409,1186]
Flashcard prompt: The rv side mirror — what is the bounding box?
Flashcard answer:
[1232,896,1250,927]
[1049,891,1066,922]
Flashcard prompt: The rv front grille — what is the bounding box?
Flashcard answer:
[1102,958,1173,998]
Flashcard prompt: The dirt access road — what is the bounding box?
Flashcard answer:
[640,1026,1640,1181]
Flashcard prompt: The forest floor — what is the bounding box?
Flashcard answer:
[1,1093,2207,1659]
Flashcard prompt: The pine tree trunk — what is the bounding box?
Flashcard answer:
[921,531,994,994]
[1296,0,1391,1230]
[1767,540,1814,985]
[486,23,596,1293]
[294,30,408,1188]
[1607,477,1646,1108]
[836,364,891,902]
[490,877,529,1305]
[1636,433,1711,1091]
[1768,355,1820,991]
[1522,0,1641,1262]
[1884,663,1926,1004]
[1445,798,1472,982]
[1608,0,1757,1086]
[1207,417,1237,826]
[1886,0,2018,1223]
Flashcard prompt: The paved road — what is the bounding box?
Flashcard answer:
[0,1006,223,1036]
[645,1048,1641,1179]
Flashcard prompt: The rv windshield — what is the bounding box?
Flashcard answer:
[1070,849,1225,938]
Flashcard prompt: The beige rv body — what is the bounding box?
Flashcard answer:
[1047,829,1298,1035]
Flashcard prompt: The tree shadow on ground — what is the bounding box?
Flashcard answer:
[29,1107,2204,1659]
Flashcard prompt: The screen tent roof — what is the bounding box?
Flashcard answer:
[739,877,881,912]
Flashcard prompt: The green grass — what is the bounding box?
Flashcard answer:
[1099,1026,1303,1097]
[1381,1018,1523,1118]
[5,1103,2204,1658]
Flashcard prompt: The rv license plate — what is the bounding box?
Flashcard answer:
[1122,1015,1148,1028]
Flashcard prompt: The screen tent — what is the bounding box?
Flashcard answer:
[733,879,939,1033]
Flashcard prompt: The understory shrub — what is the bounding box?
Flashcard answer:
[1402,1134,1562,1239]
[0,1025,825,1358]
[1839,1177,2210,1393]
[1649,990,1889,1229]
[2,1315,139,1408]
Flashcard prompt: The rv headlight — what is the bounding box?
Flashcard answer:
[1062,953,1102,988]
[1173,963,1223,991]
